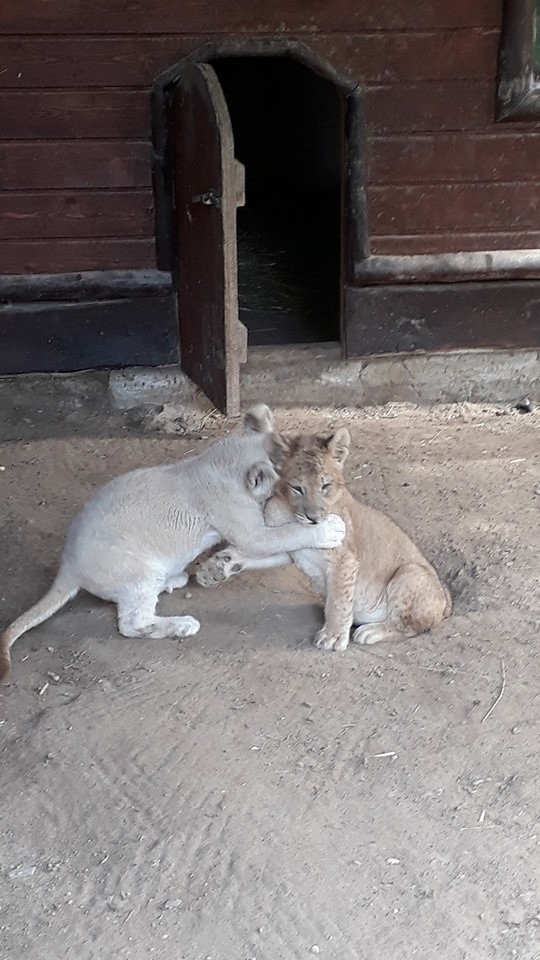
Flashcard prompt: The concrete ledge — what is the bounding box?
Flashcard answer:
[109,345,540,412]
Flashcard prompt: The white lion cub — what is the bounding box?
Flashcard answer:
[0,405,345,682]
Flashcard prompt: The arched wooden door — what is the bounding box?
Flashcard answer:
[171,63,247,416]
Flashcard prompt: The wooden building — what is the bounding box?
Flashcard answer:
[1,0,539,413]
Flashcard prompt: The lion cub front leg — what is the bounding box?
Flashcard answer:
[314,552,359,652]
[196,494,295,588]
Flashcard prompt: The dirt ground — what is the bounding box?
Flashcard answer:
[1,393,539,960]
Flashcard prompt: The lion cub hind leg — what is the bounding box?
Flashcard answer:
[196,548,291,588]
[117,584,200,640]
[352,622,410,646]
[352,562,450,646]
[164,572,189,594]
[195,549,247,588]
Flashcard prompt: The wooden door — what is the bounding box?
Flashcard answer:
[171,63,247,416]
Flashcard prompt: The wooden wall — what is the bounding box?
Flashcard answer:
[1,0,539,276]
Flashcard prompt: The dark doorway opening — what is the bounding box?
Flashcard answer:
[210,57,343,346]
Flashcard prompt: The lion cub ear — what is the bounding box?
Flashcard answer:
[243,404,274,435]
[264,432,290,467]
[325,427,351,464]
[245,461,278,501]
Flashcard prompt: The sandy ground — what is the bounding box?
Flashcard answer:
[1,398,539,960]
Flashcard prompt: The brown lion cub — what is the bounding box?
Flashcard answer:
[196,428,451,650]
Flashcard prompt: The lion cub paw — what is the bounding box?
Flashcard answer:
[313,627,350,652]
[195,550,245,588]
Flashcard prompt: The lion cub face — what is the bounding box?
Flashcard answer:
[266,428,350,524]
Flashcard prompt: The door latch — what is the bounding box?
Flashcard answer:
[191,190,222,210]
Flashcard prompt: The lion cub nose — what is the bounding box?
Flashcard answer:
[305,510,322,524]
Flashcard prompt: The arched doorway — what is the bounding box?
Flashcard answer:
[152,42,364,414]
[211,56,342,347]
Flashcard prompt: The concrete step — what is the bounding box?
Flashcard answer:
[109,344,540,416]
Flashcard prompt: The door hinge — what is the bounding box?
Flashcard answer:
[191,190,222,210]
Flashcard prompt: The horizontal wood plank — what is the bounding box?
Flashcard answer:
[0,141,151,190]
[368,183,540,234]
[370,233,540,255]
[345,281,540,356]
[364,81,499,133]
[0,0,500,36]
[312,30,499,84]
[0,191,153,240]
[0,239,156,273]
[0,90,150,140]
[0,296,179,374]
[369,134,540,184]
[0,37,197,89]
[355,250,540,283]
[0,31,499,90]
[0,269,171,301]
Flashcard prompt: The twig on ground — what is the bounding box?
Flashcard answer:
[459,823,495,831]
[481,658,506,723]
[427,428,448,444]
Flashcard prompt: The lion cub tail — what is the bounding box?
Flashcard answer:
[0,570,79,683]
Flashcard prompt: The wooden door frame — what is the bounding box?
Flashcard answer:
[496,0,540,121]
[151,38,368,347]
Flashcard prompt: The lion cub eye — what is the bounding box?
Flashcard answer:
[322,482,333,492]
[289,484,304,496]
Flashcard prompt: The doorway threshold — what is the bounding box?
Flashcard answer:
[109,342,539,418]
[242,343,539,408]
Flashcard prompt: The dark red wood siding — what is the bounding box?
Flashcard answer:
[1,0,539,274]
